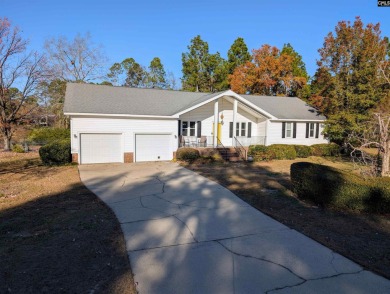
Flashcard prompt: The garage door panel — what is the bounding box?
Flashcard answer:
[135,134,172,162]
[80,133,122,164]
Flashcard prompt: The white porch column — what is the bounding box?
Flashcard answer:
[232,99,238,146]
[213,99,219,147]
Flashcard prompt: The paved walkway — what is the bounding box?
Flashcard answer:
[79,162,390,294]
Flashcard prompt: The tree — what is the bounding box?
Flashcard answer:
[312,17,388,144]
[0,18,46,150]
[205,52,229,92]
[38,79,67,128]
[227,37,251,75]
[124,58,147,88]
[182,35,210,92]
[147,57,167,89]
[229,44,307,96]
[281,43,309,97]
[45,33,106,82]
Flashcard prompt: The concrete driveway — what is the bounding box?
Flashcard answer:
[79,162,390,294]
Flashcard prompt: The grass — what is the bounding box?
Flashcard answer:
[182,156,390,280]
[0,151,137,293]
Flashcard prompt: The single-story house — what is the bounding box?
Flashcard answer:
[64,83,328,164]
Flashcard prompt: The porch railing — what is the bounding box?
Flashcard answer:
[234,137,247,161]
[235,136,266,147]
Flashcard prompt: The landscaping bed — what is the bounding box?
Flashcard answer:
[182,157,390,279]
[0,152,136,293]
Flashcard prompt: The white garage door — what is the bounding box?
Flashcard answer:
[135,134,172,162]
[80,133,122,164]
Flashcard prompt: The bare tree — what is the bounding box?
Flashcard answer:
[45,33,106,82]
[0,18,47,150]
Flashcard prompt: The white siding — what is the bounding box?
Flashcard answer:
[180,98,266,146]
[266,121,328,146]
[70,116,178,154]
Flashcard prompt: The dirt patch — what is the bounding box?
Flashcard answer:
[0,152,136,293]
[182,157,390,280]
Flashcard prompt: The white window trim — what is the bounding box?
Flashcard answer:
[309,123,315,138]
[235,122,246,137]
[182,121,197,137]
[285,122,292,138]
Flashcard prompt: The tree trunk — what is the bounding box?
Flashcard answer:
[3,135,11,151]
[2,127,12,151]
[382,140,390,177]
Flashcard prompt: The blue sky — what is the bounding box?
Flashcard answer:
[2,0,390,83]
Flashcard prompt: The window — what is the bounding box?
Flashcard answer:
[182,121,197,136]
[285,122,292,138]
[182,121,188,136]
[309,123,315,137]
[189,121,196,136]
[236,122,240,137]
[241,122,246,136]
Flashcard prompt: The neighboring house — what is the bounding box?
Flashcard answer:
[64,83,327,164]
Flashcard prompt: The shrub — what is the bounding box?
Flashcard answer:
[28,128,70,145]
[290,162,390,214]
[248,145,275,161]
[268,144,297,160]
[311,143,340,157]
[39,139,71,165]
[176,148,200,162]
[293,145,312,158]
[12,144,25,153]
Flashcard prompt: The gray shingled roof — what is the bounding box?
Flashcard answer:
[242,95,326,120]
[64,83,325,120]
[64,83,207,116]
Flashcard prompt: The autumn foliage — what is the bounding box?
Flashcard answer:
[229,44,307,96]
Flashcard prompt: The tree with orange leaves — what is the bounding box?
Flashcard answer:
[229,44,308,96]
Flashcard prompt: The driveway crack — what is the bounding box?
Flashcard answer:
[265,270,365,293]
[215,240,306,282]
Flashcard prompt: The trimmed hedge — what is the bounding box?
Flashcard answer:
[28,128,70,145]
[268,144,297,160]
[290,162,390,214]
[311,143,340,157]
[294,145,312,158]
[248,143,340,162]
[39,139,71,165]
[176,148,200,162]
[248,145,275,161]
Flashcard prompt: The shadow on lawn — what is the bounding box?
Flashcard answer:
[0,180,136,293]
[185,161,390,280]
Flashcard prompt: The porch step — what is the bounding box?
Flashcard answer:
[216,148,244,162]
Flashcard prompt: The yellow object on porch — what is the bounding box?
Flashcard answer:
[212,123,222,143]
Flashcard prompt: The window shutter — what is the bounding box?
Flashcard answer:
[229,122,233,138]
[305,123,309,138]
[282,122,286,138]
[248,122,252,138]
[315,123,319,138]
[197,121,201,138]
[293,122,297,138]
[178,120,181,136]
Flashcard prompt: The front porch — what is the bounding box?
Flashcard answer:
[178,135,266,148]
[178,93,268,149]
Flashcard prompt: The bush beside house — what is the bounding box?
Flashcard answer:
[290,162,390,213]
[176,148,200,162]
[39,139,71,165]
[248,143,340,161]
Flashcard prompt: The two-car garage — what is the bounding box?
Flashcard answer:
[79,133,173,164]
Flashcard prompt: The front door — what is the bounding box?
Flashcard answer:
[212,123,222,144]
